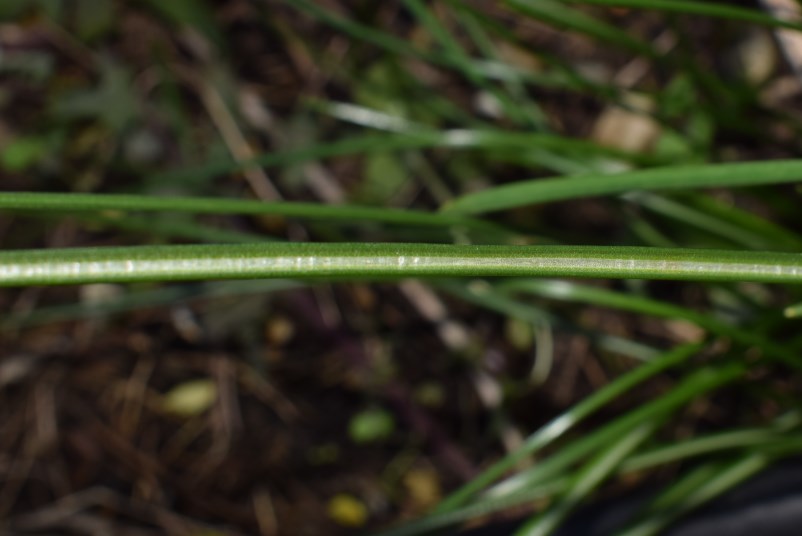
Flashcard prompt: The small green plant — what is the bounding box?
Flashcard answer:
[2,1,802,535]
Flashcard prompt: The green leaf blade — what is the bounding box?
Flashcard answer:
[1,243,801,286]
[444,160,802,215]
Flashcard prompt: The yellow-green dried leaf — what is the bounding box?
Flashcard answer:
[327,493,368,528]
[162,379,217,417]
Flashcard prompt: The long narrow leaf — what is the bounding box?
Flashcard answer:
[433,342,701,512]
[506,0,656,57]
[444,160,802,214]
[154,128,655,184]
[2,244,802,286]
[482,364,744,504]
[559,0,802,32]
[0,191,489,230]
[1,280,303,329]
[515,423,656,536]
[621,411,801,472]
[499,279,800,367]
[380,421,802,536]
[440,280,659,362]
[618,454,770,536]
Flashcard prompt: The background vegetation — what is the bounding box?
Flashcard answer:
[2,1,802,535]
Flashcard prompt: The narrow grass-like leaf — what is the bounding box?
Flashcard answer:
[501,279,715,320]
[433,342,701,512]
[440,280,658,362]
[482,364,744,505]
[403,0,480,77]
[621,411,801,472]
[0,191,495,232]
[403,0,548,130]
[375,479,571,536]
[444,160,802,214]
[287,0,424,62]
[619,454,771,536]
[619,462,725,536]
[0,280,302,330]
[451,2,548,129]
[288,0,554,88]
[379,419,801,536]
[287,0,625,98]
[559,0,802,32]
[498,279,800,367]
[151,129,656,185]
[447,1,625,99]
[505,0,656,57]
[624,192,775,250]
[679,192,802,251]
[441,280,552,324]
[514,422,656,536]
[81,213,272,243]
[2,244,802,287]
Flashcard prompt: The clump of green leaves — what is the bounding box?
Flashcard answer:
[2,1,802,535]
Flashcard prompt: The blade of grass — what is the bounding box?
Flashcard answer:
[440,280,552,324]
[433,342,701,512]
[678,192,802,251]
[379,420,802,536]
[80,213,273,243]
[498,279,801,367]
[287,0,424,62]
[451,1,548,129]
[449,2,624,100]
[500,279,709,320]
[2,211,272,245]
[403,0,547,130]
[621,410,801,472]
[439,280,659,362]
[311,100,421,132]
[559,0,802,32]
[140,0,223,47]
[504,0,657,58]
[0,191,497,232]
[2,243,802,287]
[286,0,643,115]
[625,209,677,247]
[375,479,571,536]
[623,192,775,250]
[620,461,727,536]
[618,454,771,536]
[402,0,487,85]
[621,435,802,536]
[481,363,745,504]
[287,0,614,93]
[514,422,656,536]
[3,195,518,245]
[0,279,303,330]
[287,0,553,87]
[154,128,658,185]
[443,159,802,214]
